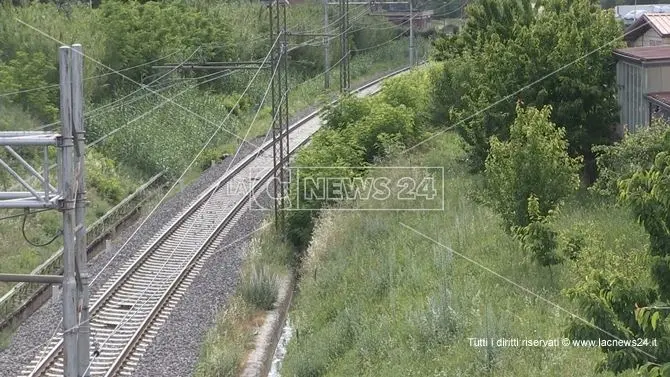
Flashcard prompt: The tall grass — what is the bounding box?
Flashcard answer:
[280,132,643,377]
[195,222,294,377]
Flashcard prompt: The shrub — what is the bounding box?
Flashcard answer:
[0,51,59,122]
[86,150,126,203]
[379,69,431,126]
[99,0,233,92]
[345,101,417,162]
[321,95,372,131]
[239,265,278,311]
[483,104,582,231]
[564,238,661,374]
[592,118,670,198]
[512,195,562,267]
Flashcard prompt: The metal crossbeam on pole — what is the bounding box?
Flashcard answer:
[152,63,271,71]
[0,43,87,377]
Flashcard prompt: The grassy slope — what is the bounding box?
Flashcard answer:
[280,132,644,377]
[192,53,430,377]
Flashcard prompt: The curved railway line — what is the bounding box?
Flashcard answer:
[19,67,411,377]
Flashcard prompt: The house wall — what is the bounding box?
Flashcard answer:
[646,65,670,92]
[632,29,666,47]
[617,62,670,134]
[617,60,647,133]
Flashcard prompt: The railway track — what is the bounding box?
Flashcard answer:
[19,66,411,377]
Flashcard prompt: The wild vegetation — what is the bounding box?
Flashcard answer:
[0,0,425,301]
[255,0,670,375]
[195,223,294,377]
[431,0,622,177]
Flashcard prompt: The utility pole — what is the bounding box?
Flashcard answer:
[324,0,330,89]
[59,45,79,377]
[269,0,290,231]
[72,43,91,377]
[409,0,414,67]
[339,0,350,92]
[0,44,87,377]
[152,1,289,229]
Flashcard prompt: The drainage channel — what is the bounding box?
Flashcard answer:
[268,316,294,377]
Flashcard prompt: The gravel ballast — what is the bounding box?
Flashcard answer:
[0,135,268,377]
[0,70,395,376]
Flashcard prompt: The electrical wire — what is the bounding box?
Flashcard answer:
[80,34,282,376]
[17,18,258,149]
[87,70,235,148]
[0,208,50,222]
[21,209,62,247]
[352,28,407,52]
[34,47,202,131]
[287,3,370,35]
[85,31,279,295]
[86,70,231,120]
[0,48,188,99]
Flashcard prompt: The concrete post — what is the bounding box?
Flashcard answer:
[72,43,91,377]
[324,0,330,89]
[59,45,79,377]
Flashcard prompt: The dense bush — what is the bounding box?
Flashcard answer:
[483,104,581,231]
[592,118,670,198]
[565,239,660,374]
[99,0,234,93]
[286,70,430,250]
[86,150,130,203]
[565,148,670,376]
[0,51,58,122]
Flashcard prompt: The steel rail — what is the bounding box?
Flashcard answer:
[23,64,416,377]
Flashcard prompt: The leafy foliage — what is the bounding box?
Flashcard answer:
[565,247,662,374]
[592,119,670,198]
[564,149,670,375]
[0,51,58,122]
[483,104,581,231]
[512,195,562,267]
[431,0,622,172]
[86,150,131,203]
[621,153,670,302]
[286,70,429,250]
[99,0,234,92]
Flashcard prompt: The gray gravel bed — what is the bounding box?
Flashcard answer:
[0,93,331,377]
[132,194,272,377]
[0,135,266,377]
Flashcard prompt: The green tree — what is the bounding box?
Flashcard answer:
[567,152,670,375]
[99,0,233,93]
[483,104,581,231]
[432,0,622,175]
[0,51,58,122]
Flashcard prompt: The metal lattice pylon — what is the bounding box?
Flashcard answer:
[269,0,290,230]
[0,44,88,377]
